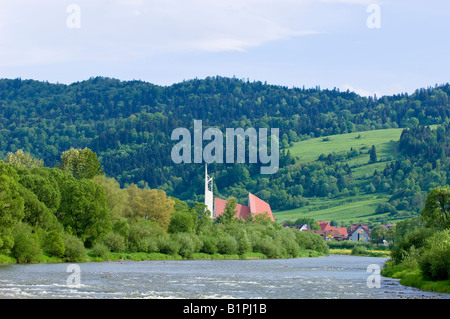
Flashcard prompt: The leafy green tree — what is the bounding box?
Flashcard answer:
[19,167,61,214]
[168,210,196,234]
[421,186,450,230]
[217,196,237,224]
[2,150,43,169]
[60,148,103,179]
[419,228,450,280]
[62,233,86,262]
[18,184,58,230]
[370,225,387,246]
[0,163,25,253]
[43,230,65,258]
[11,222,41,263]
[58,178,112,246]
[92,175,128,221]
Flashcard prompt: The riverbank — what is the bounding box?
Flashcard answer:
[1,249,326,264]
[328,248,390,257]
[381,260,450,294]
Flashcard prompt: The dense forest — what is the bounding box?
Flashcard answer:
[0,76,450,215]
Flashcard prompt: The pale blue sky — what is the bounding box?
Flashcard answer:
[0,0,449,96]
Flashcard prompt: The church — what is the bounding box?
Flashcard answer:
[204,164,275,222]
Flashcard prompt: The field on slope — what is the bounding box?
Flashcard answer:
[289,128,403,165]
[275,128,404,224]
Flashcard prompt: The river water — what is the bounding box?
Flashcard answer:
[0,255,449,299]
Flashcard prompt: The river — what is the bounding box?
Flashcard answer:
[0,255,449,299]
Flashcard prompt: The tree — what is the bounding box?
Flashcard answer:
[369,145,377,163]
[58,178,112,246]
[18,167,61,215]
[126,184,175,231]
[92,175,128,221]
[370,225,387,246]
[2,150,43,169]
[0,163,25,253]
[421,186,450,230]
[168,210,196,234]
[60,148,103,179]
[142,188,175,231]
[220,196,238,224]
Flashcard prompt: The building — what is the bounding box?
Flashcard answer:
[317,221,348,241]
[214,193,275,222]
[348,224,370,242]
[204,164,274,221]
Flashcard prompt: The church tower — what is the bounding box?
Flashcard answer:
[204,164,214,218]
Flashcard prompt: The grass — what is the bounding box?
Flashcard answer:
[382,262,450,294]
[274,194,390,224]
[289,128,403,164]
[328,249,390,257]
[274,128,405,224]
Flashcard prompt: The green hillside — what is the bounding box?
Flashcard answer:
[289,128,403,165]
[275,128,406,225]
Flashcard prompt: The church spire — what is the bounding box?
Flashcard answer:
[205,164,214,218]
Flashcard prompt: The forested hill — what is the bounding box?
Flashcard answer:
[1,76,449,210]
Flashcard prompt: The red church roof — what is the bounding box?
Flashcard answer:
[214,197,251,220]
[248,193,274,221]
[214,193,274,221]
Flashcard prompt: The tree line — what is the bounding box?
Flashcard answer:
[0,149,328,263]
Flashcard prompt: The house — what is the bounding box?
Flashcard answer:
[317,221,348,241]
[214,192,275,222]
[348,224,370,242]
[284,224,310,231]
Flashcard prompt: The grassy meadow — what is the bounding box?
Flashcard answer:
[275,128,404,224]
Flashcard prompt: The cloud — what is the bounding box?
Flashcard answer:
[0,0,322,68]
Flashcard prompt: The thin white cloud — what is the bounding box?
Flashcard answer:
[0,0,321,67]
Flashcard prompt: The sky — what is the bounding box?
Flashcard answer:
[0,0,449,97]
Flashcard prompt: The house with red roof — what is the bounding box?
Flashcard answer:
[317,221,348,241]
[214,193,275,222]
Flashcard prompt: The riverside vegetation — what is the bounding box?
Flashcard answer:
[381,186,450,293]
[0,149,329,264]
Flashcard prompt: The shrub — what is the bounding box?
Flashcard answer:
[43,230,65,257]
[157,236,180,255]
[11,223,41,263]
[128,220,165,252]
[294,231,329,254]
[199,234,218,254]
[419,229,450,281]
[103,232,126,252]
[136,237,159,253]
[63,234,86,262]
[390,227,435,264]
[236,231,252,255]
[172,232,202,258]
[217,234,239,255]
[351,245,369,256]
[253,237,283,258]
[91,242,110,259]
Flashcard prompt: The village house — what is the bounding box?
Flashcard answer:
[316,221,348,241]
[282,220,374,242]
[348,224,370,242]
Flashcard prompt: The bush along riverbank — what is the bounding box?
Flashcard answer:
[327,241,391,258]
[0,160,329,265]
[379,190,450,294]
